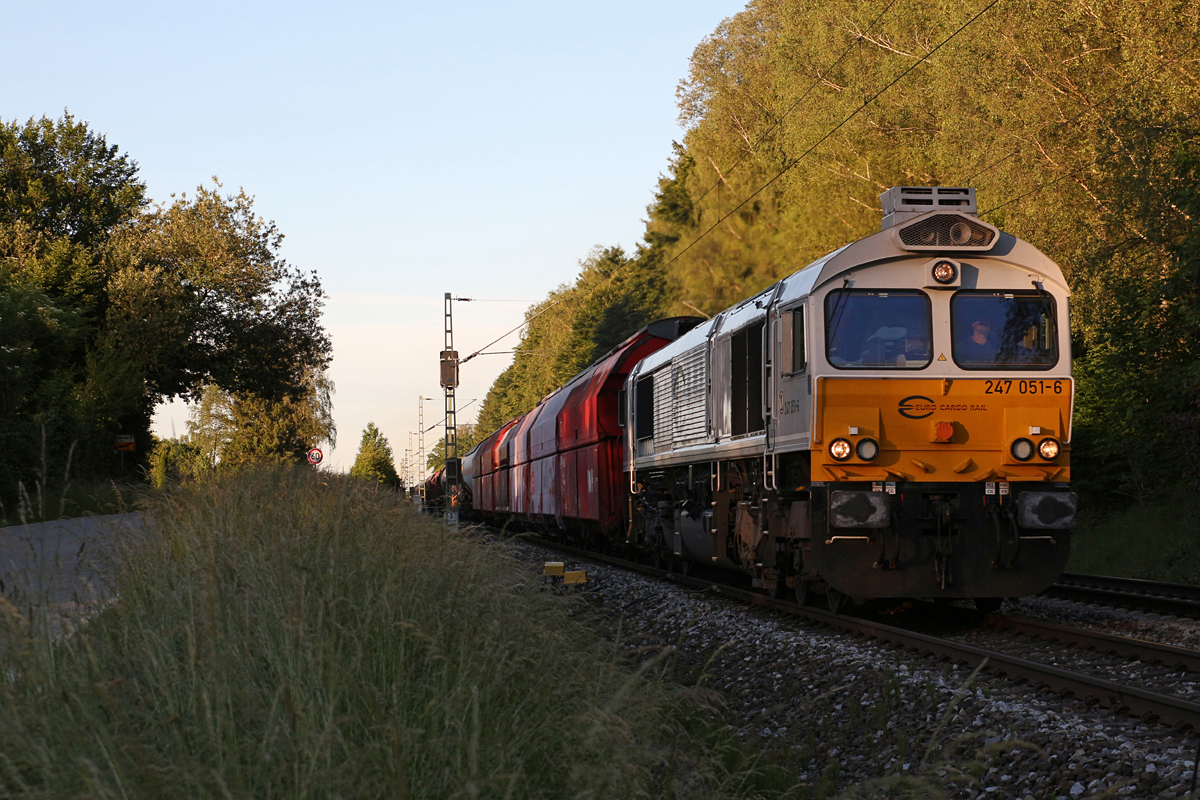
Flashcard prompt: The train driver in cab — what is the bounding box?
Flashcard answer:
[953,299,1055,368]
[957,316,997,364]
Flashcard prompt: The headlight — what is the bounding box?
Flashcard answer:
[855,438,880,461]
[950,221,973,246]
[1038,438,1060,460]
[932,260,957,284]
[1010,438,1034,461]
[829,438,853,461]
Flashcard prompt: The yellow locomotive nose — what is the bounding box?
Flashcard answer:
[813,377,1071,483]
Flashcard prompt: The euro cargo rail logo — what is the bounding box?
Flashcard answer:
[898,395,936,419]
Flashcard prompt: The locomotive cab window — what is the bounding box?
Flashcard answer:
[824,290,932,369]
[951,291,1057,370]
[781,307,806,375]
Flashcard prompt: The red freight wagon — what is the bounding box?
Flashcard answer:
[424,466,445,507]
[509,408,540,518]
[460,447,478,506]
[529,387,571,521]
[554,320,698,532]
[494,419,523,513]
[462,318,700,537]
[476,419,518,514]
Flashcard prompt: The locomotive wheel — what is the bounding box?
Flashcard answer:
[794,580,813,607]
[827,588,850,614]
[973,597,1003,614]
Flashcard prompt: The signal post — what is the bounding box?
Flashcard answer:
[441,292,461,528]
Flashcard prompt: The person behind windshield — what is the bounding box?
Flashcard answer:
[958,317,997,363]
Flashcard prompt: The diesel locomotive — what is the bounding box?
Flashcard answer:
[448,186,1076,612]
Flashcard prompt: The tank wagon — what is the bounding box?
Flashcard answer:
[464,187,1076,612]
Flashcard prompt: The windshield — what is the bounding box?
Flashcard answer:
[825,291,932,369]
[951,292,1057,369]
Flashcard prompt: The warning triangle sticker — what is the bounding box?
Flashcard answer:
[937,353,947,361]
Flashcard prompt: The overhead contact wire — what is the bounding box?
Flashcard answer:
[667,0,1004,269]
[981,105,1200,216]
[691,0,901,207]
[424,399,481,433]
[458,296,566,366]
[963,40,1200,185]
[459,0,983,368]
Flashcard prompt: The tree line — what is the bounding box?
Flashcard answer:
[1,113,334,495]
[473,0,1200,509]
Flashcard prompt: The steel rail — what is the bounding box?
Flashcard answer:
[526,537,1200,731]
[989,614,1200,674]
[1047,573,1200,618]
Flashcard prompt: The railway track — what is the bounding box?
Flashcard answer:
[1045,572,1200,618]
[528,537,1200,731]
[989,613,1200,674]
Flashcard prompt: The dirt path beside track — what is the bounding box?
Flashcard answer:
[0,513,146,624]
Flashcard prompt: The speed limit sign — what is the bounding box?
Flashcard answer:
[306,448,323,465]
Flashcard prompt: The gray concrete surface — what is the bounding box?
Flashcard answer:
[0,513,146,619]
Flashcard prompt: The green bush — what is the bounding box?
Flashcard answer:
[1068,489,1200,583]
[147,437,210,489]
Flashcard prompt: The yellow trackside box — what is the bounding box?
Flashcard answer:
[563,570,588,585]
[544,562,565,577]
[813,377,1072,483]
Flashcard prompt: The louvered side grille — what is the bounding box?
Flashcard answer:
[652,369,674,451]
[671,346,708,446]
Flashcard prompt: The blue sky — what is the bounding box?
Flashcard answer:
[5,0,746,473]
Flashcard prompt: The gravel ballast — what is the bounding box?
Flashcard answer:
[513,542,1200,799]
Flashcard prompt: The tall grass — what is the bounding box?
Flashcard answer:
[0,467,1047,798]
[0,468,756,798]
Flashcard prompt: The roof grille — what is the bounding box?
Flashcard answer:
[896,213,997,250]
[881,186,977,230]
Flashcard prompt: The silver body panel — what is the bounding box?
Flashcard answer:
[626,221,1074,473]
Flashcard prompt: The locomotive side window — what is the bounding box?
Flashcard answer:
[951,292,1057,370]
[792,307,806,373]
[731,321,766,436]
[824,290,932,369]
[781,307,806,375]
[634,376,654,439]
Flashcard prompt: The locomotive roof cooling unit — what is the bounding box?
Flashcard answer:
[881,186,975,228]
[880,186,999,252]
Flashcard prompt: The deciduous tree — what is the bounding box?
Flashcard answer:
[183,372,335,469]
[350,422,399,486]
[0,113,332,489]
